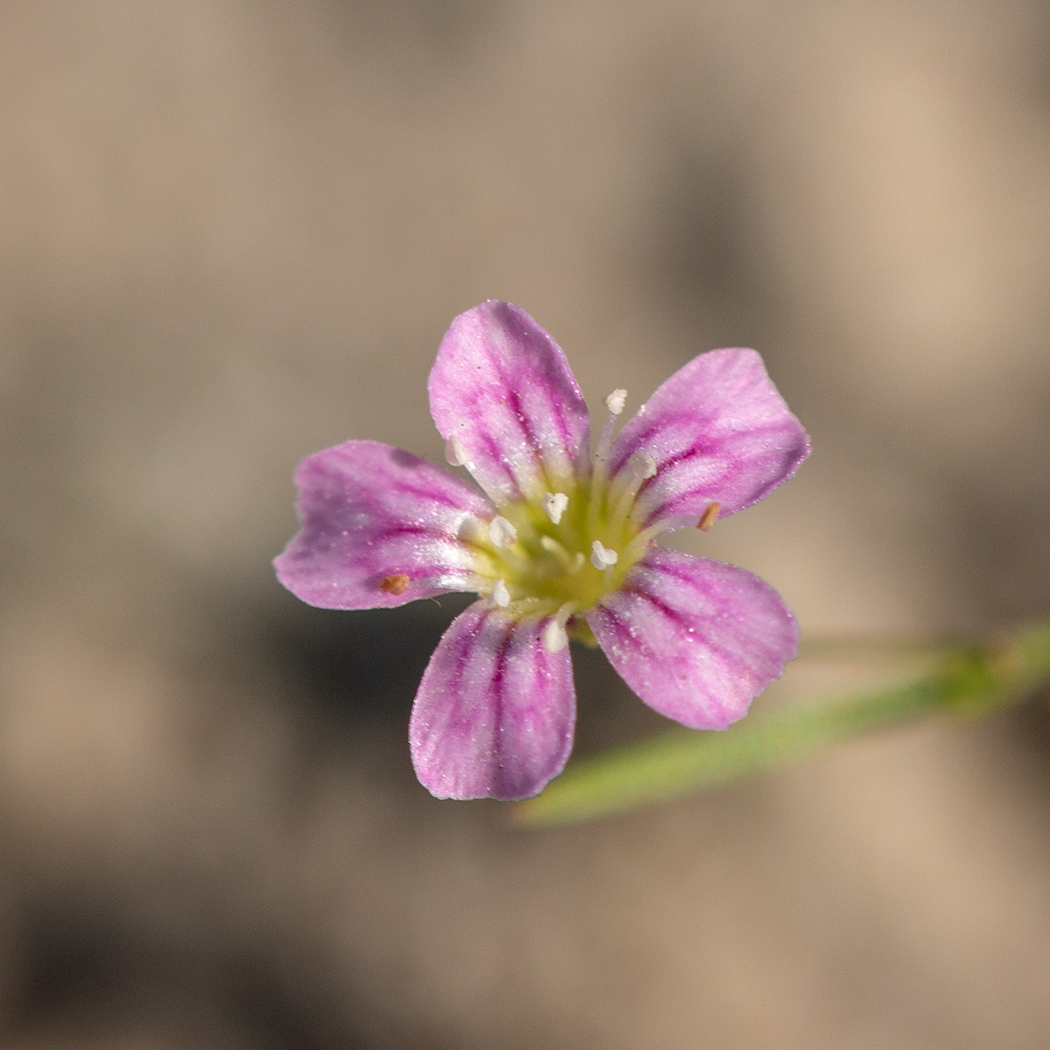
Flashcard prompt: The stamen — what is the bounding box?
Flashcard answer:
[590,540,619,570]
[488,516,517,548]
[491,578,511,607]
[604,388,627,416]
[444,434,506,507]
[379,573,410,595]
[596,389,628,463]
[608,450,658,536]
[542,601,582,653]
[542,619,568,653]
[621,518,677,565]
[697,501,721,531]
[542,492,569,525]
[444,434,468,466]
[456,517,486,544]
[628,450,657,479]
[589,388,628,537]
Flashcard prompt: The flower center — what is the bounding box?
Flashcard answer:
[471,389,663,646]
[478,483,638,609]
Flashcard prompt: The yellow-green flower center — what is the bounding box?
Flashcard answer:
[471,448,661,646]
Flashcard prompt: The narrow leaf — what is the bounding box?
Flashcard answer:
[516,621,1050,827]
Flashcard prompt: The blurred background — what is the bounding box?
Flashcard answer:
[2,0,1050,1046]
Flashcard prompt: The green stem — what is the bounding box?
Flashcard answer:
[515,617,1050,827]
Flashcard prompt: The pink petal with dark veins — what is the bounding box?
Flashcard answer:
[610,348,809,530]
[428,301,591,504]
[588,547,798,730]
[410,601,576,799]
[275,440,490,609]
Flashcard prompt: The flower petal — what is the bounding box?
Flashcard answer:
[587,547,798,729]
[609,348,809,529]
[274,440,491,609]
[409,601,576,800]
[428,301,590,505]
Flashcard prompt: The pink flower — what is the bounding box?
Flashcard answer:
[275,302,810,799]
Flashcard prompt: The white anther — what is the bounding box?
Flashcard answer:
[629,450,658,479]
[488,516,517,548]
[491,578,511,607]
[456,517,485,544]
[542,492,569,524]
[590,540,619,570]
[542,619,569,653]
[604,388,628,416]
[444,434,468,466]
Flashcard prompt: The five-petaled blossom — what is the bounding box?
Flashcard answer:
[275,301,810,800]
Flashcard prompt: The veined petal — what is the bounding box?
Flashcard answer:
[274,440,490,609]
[587,547,798,730]
[428,301,590,504]
[409,602,576,800]
[609,348,809,529]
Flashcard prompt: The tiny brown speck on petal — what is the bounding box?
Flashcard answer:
[697,502,721,532]
[379,573,410,595]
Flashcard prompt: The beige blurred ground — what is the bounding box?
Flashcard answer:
[2,0,1050,1046]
